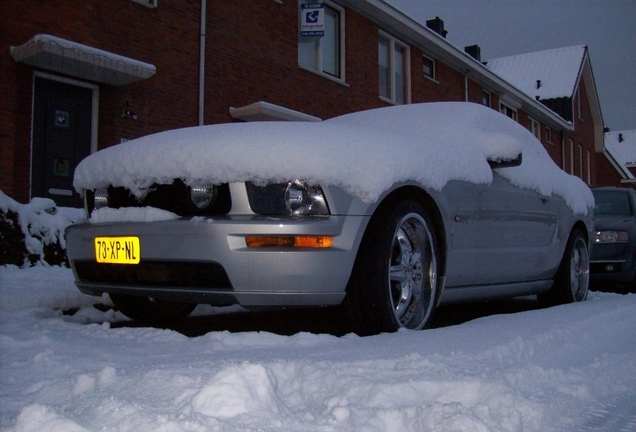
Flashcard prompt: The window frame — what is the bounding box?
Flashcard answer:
[423,55,435,81]
[545,127,553,144]
[569,139,575,174]
[378,30,411,105]
[482,90,491,108]
[528,117,541,141]
[499,102,517,121]
[586,149,591,185]
[298,0,346,82]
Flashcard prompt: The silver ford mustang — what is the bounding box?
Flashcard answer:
[65,103,594,335]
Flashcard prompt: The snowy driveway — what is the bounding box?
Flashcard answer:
[1,265,635,431]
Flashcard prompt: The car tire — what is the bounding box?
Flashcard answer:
[109,293,196,324]
[539,229,590,307]
[346,200,441,335]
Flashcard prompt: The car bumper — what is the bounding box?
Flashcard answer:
[65,214,368,307]
[590,242,636,285]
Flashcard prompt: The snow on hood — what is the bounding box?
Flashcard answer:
[73,102,593,214]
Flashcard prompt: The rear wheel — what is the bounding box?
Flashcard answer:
[346,200,441,335]
[539,229,589,306]
[109,293,196,324]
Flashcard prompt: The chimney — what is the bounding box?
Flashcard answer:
[426,17,448,38]
[464,45,481,61]
[619,133,624,143]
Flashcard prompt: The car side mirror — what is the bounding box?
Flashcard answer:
[488,153,522,169]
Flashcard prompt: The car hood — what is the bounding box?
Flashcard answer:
[73,102,594,214]
[594,215,636,231]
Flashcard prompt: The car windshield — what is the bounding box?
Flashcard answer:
[593,191,632,216]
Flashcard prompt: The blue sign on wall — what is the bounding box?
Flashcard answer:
[300,3,324,37]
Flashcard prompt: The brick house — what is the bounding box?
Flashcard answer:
[486,45,605,187]
[1,0,605,207]
[600,130,636,188]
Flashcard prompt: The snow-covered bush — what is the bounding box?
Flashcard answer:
[0,190,84,267]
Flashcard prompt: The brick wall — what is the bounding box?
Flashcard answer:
[1,0,202,202]
[1,0,608,203]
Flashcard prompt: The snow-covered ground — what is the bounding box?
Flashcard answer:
[1,265,635,432]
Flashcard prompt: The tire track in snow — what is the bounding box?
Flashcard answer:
[575,392,636,432]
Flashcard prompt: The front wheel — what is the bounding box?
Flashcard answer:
[109,293,196,324]
[539,229,590,306]
[346,201,441,335]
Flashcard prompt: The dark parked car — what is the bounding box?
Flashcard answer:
[65,103,594,335]
[590,187,636,293]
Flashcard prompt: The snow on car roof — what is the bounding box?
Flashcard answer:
[73,102,593,214]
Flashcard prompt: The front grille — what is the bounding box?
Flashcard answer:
[73,260,233,289]
[87,179,231,217]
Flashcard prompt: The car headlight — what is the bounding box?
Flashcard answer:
[594,230,628,243]
[189,182,216,209]
[246,180,330,216]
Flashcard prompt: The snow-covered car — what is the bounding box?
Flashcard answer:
[590,187,636,293]
[65,102,594,335]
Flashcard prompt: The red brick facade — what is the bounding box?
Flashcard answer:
[0,0,608,204]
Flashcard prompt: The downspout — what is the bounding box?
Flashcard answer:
[198,0,206,126]
[464,72,469,102]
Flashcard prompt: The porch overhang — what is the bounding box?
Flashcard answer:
[10,34,156,86]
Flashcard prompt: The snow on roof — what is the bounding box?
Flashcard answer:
[73,102,593,214]
[486,46,586,101]
[604,130,636,179]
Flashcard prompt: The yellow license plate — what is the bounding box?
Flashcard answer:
[95,237,140,264]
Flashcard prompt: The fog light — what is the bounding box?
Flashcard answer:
[190,183,216,209]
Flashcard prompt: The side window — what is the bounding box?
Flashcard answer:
[482,90,491,108]
[499,103,517,121]
[423,55,435,80]
[298,1,344,80]
[528,117,541,140]
[378,31,410,105]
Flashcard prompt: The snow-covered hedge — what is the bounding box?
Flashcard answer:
[0,190,84,267]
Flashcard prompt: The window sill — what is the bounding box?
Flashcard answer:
[299,65,349,87]
[424,75,439,84]
[379,96,410,106]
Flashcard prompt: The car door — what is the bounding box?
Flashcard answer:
[437,180,480,287]
[473,172,559,285]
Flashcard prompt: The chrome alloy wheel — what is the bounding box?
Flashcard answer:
[388,213,438,330]
[569,236,590,302]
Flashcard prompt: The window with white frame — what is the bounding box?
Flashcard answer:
[586,150,591,184]
[482,90,491,108]
[545,127,553,144]
[569,139,574,174]
[500,103,517,121]
[423,55,435,80]
[298,1,344,79]
[528,117,541,140]
[578,144,583,179]
[379,31,410,104]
